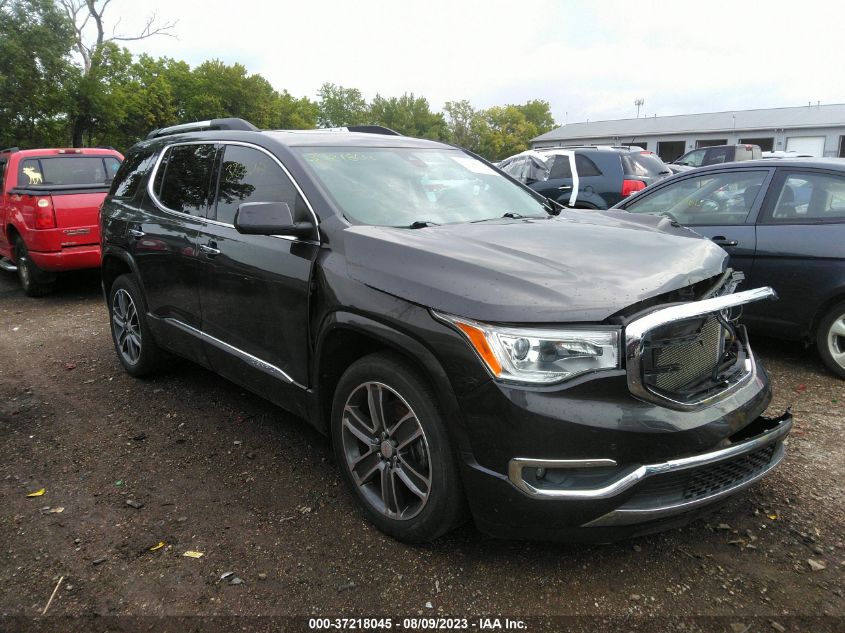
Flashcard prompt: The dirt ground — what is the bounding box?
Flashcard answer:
[1,270,843,633]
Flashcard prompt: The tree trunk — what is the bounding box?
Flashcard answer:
[72,115,86,147]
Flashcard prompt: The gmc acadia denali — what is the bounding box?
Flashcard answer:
[99,118,791,542]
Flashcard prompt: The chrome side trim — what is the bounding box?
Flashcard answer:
[145,140,321,241]
[507,414,791,500]
[164,318,305,390]
[625,286,777,411]
[583,443,785,527]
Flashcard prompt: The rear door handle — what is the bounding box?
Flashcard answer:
[558,185,572,191]
[199,242,221,256]
[128,228,145,238]
[711,236,739,247]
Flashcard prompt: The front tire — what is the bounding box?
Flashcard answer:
[817,301,845,379]
[108,274,164,377]
[331,352,466,542]
[15,237,55,297]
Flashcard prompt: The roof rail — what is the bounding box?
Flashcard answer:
[346,125,402,136]
[0,146,20,154]
[146,118,259,140]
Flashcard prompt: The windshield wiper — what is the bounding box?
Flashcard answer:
[471,212,546,223]
[406,220,441,229]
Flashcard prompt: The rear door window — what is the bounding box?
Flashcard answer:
[764,171,845,223]
[548,156,572,179]
[213,145,299,225]
[19,156,120,186]
[153,144,217,216]
[574,154,602,177]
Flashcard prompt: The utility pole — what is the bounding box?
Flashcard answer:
[634,98,644,118]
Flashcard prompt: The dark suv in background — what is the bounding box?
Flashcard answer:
[99,118,790,542]
[498,146,671,209]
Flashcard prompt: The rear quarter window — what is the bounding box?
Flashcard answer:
[622,153,667,177]
[111,148,156,199]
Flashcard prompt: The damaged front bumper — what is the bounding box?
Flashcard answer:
[507,411,792,528]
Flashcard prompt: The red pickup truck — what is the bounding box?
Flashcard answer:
[0,147,123,295]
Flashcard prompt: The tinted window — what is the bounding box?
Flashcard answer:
[622,153,668,177]
[213,145,299,225]
[19,156,120,186]
[111,148,155,199]
[766,172,845,223]
[154,144,217,216]
[574,154,602,177]
[625,170,768,226]
[0,161,6,191]
[548,155,572,179]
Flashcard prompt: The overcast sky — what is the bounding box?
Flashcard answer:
[100,0,843,126]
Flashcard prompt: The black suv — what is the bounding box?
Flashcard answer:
[498,146,671,209]
[100,118,791,542]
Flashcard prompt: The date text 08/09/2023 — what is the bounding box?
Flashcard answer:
[308,617,528,630]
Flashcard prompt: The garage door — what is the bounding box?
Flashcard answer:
[786,136,825,157]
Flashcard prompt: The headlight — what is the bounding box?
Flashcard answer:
[434,312,620,384]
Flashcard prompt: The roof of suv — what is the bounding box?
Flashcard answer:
[139,117,450,151]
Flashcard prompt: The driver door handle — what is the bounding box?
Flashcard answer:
[711,236,738,247]
[558,185,572,191]
[199,242,221,256]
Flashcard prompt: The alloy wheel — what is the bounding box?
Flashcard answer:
[827,311,845,371]
[112,289,142,365]
[340,381,432,520]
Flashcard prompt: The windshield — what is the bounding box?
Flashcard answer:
[295,147,548,226]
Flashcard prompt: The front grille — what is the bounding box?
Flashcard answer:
[621,444,777,510]
[648,316,724,391]
[638,312,745,404]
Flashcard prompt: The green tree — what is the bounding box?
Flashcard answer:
[444,100,489,153]
[186,60,279,128]
[58,0,175,146]
[514,99,556,135]
[477,105,539,161]
[369,93,448,140]
[317,83,368,127]
[276,91,318,129]
[0,0,76,147]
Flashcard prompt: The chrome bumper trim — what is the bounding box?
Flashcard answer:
[625,286,777,411]
[583,442,785,527]
[507,413,791,500]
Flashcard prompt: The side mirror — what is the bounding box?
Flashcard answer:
[234,201,315,238]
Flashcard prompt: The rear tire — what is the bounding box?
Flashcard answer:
[817,301,845,379]
[14,237,55,297]
[108,274,164,377]
[331,352,467,542]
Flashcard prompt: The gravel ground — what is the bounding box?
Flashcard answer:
[1,270,843,632]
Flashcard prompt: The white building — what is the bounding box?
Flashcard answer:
[531,103,845,162]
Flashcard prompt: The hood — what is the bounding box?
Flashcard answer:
[343,210,727,323]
